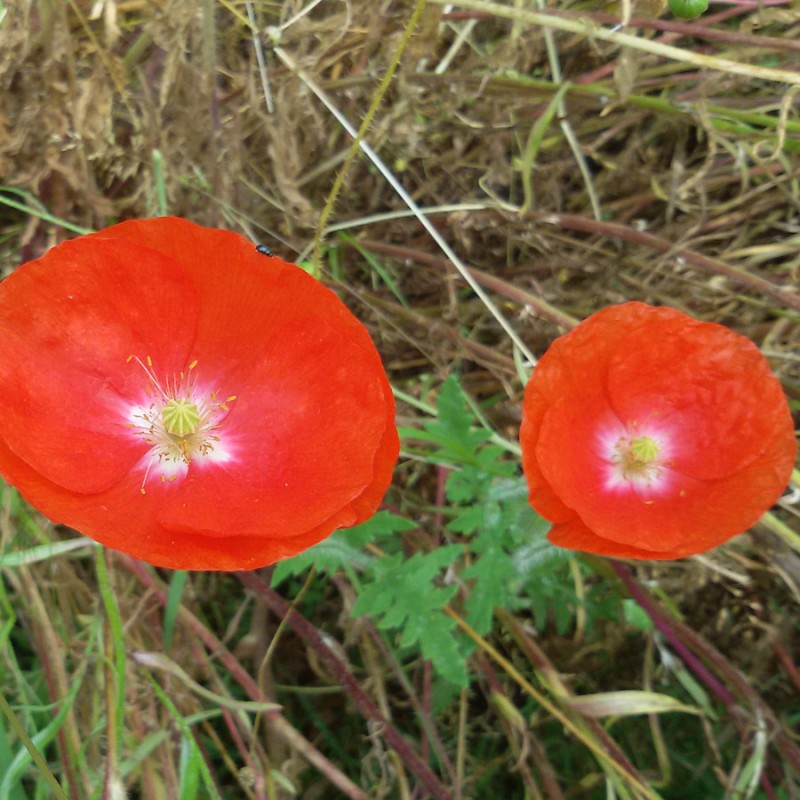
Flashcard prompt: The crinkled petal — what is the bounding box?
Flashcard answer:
[520,308,633,523]
[520,378,575,523]
[605,306,790,481]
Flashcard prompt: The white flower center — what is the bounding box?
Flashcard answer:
[125,356,236,493]
[598,419,673,496]
[611,432,664,484]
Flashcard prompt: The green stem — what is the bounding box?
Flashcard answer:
[312,0,429,275]
[0,690,69,800]
[95,548,127,787]
[760,510,800,555]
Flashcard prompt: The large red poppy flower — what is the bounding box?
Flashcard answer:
[521,302,796,560]
[0,217,398,570]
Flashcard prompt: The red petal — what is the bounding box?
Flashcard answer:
[521,304,635,523]
[121,222,396,538]
[0,409,398,571]
[547,517,681,560]
[0,436,356,569]
[548,423,794,560]
[605,305,790,480]
[535,392,708,554]
[0,236,198,494]
[520,377,575,523]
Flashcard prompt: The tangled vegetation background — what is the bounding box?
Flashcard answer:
[1,1,799,798]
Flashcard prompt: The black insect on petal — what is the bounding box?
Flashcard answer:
[255,244,273,257]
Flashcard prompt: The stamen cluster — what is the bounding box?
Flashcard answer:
[610,431,665,485]
[126,356,236,492]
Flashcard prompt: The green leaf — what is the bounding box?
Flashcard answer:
[520,82,572,213]
[668,0,708,19]
[569,690,701,718]
[0,539,94,568]
[445,467,485,505]
[622,599,654,633]
[271,512,416,587]
[0,667,85,800]
[463,546,515,635]
[419,377,492,464]
[178,738,201,800]
[164,570,188,654]
[446,506,483,536]
[418,623,468,686]
[338,231,409,307]
[351,546,467,685]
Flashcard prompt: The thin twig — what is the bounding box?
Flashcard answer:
[430,0,800,86]
[271,45,538,365]
[524,210,800,313]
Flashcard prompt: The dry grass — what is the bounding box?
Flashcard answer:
[1,1,799,798]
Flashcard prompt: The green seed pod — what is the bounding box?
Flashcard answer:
[668,0,708,18]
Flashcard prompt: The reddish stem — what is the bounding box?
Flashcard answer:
[522,210,800,313]
[611,561,800,789]
[237,570,456,800]
[611,562,737,707]
[330,574,459,785]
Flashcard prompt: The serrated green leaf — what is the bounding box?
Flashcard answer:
[420,377,493,463]
[436,376,478,438]
[446,506,483,535]
[419,624,468,686]
[475,445,515,474]
[554,598,574,636]
[397,587,459,643]
[355,511,418,539]
[384,584,458,631]
[511,535,564,579]
[486,478,529,502]
[463,547,515,635]
[445,467,485,504]
[351,546,465,684]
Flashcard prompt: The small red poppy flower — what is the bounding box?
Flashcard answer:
[521,302,796,560]
[0,218,398,570]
